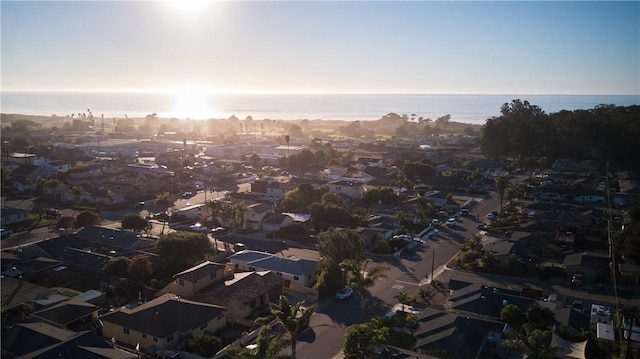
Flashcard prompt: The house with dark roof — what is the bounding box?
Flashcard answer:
[30,299,99,331]
[9,164,49,192]
[158,261,234,298]
[563,252,610,283]
[75,226,155,251]
[445,280,534,320]
[192,270,286,323]
[1,322,137,359]
[14,257,64,283]
[228,250,318,287]
[99,294,226,352]
[413,307,505,359]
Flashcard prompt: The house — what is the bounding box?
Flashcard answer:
[261,213,294,232]
[192,270,286,323]
[12,256,63,282]
[158,261,234,298]
[228,250,318,288]
[563,252,610,283]
[75,226,156,251]
[99,294,226,352]
[328,179,365,200]
[445,280,534,319]
[1,207,30,226]
[551,307,590,335]
[30,299,99,331]
[1,322,137,359]
[413,307,505,359]
[9,164,49,192]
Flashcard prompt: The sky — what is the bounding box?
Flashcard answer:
[1,1,639,95]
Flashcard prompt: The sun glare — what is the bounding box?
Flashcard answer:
[168,86,215,119]
[165,0,210,16]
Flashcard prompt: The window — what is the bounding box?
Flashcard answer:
[153,337,158,343]
[336,186,342,191]
[293,276,299,281]
[249,267,255,271]
[276,272,282,277]
[142,333,147,339]
[167,334,174,342]
[123,327,130,335]
[200,323,208,330]
[179,279,184,286]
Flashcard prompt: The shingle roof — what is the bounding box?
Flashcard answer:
[99,294,225,339]
[1,322,76,357]
[174,261,226,282]
[32,299,98,326]
[247,255,317,277]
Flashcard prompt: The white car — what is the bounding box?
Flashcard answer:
[432,219,440,226]
[335,287,354,300]
[486,211,497,220]
[446,217,456,227]
[189,223,208,232]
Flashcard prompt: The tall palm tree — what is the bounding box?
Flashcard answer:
[340,258,389,322]
[233,202,252,230]
[269,295,315,359]
[495,175,509,217]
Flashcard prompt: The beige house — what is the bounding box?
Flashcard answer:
[328,179,365,200]
[159,261,234,298]
[99,294,226,351]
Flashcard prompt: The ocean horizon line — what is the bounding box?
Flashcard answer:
[2,90,639,97]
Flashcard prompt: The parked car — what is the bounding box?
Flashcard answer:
[1,228,12,240]
[446,217,456,227]
[432,219,440,226]
[571,272,584,287]
[460,208,470,215]
[335,287,354,300]
[189,223,208,232]
[486,211,498,220]
[234,242,247,251]
[476,222,487,230]
[210,227,229,235]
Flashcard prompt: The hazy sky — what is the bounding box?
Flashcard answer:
[2,1,639,95]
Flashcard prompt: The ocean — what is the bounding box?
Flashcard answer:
[1,92,639,125]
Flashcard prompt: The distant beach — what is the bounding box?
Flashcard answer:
[1,92,639,125]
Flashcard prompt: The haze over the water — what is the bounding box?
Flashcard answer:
[1,1,638,119]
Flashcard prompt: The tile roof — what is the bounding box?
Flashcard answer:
[194,271,285,307]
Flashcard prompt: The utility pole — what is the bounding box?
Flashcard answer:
[431,248,435,283]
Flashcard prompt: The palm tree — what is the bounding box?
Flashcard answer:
[495,176,509,217]
[340,258,390,322]
[393,290,411,306]
[233,202,252,230]
[269,295,315,359]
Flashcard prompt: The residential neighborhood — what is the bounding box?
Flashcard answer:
[1,112,640,359]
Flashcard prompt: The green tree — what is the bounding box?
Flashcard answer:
[103,256,130,278]
[156,232,214,275]
[500,304,525,329]
[187,332,222,357]
[269,295,315,359]
[121,213,150,232]
[226,325,290,359]
[495,176,509,217]
[69,185,89,201]
[340,258,389,321]
[76,210,101,227]
[317,229,365,268]
[233,202,252,229]
[154,191,174,207]
[526,303,552,330]
[393,290,411,305]
[343,318,389,359]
